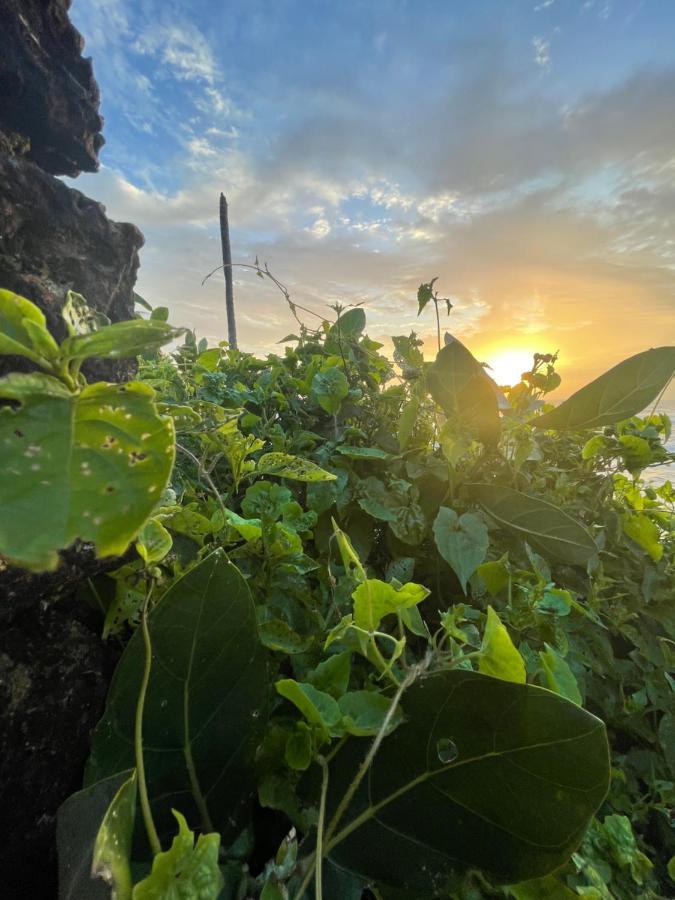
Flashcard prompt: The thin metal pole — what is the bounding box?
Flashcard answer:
[219,192,237,349]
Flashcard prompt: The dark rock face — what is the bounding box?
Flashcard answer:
[0,153,144,381]
[0,0,104,176]
[0,602,119,898]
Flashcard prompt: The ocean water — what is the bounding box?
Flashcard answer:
[644,403,675,486]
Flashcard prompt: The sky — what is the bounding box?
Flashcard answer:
[66,0,675,393]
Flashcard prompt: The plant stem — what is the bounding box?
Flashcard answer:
[434,298,441,353]
[136,590,162,857]
[323,665,417,846]
[315,756,329,900]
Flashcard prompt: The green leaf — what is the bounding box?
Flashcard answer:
[91,770,137,900]
[357,477,426,545]
[57,770,135,900]
[336,445,390,460]
[477,555,510,597]
[311,367,350,415]
[285,723,314,770]
[470,483,597,566]
[256,452,338,482]
[326,308,366,344]
[432,507,489,594]
[258,619,313,654]
[307,653,352,698]
[328,669,610,887]
[539,644,582,706]
[85,552,268,845]
[0,288,60,364]
[417,278,437,316]
[62,319,184,363]
[135,518,172,565]
[0,374,175,570]
[276,679,342,737]
[132,810,223,899]
[352,578,430,631]
[532,347,675,430]
[398,397,420,451]
[479,606,526,684]
[621,512,663,562]
[427,338,500,444]
[338,691,404,736]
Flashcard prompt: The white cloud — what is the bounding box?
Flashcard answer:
[307,218,332,238]
[532,36,551,69]
[134,22,219,84]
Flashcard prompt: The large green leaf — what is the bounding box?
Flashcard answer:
[532,347,675,430]
[62,319,184,363]
[427,338,500,444]
[325,309,366,350]
[470,484,597,565]
[311,367,350,415]
[57,770,135,900]
[0,374,175,570]
[85,552,268,846]
[432,507,489,593]
[328,670,609,889]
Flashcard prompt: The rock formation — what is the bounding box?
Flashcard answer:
[0,1,144,894]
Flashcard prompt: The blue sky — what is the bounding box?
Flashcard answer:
[67,0,675,389]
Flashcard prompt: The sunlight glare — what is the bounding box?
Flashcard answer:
[486,349,536,387]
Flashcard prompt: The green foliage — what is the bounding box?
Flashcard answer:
[533,346,675,430]
[0,290,178,569]
[328,670,609,889]
[86,552,268,846]
[470,483,598,565]
[132,811,223,899]
[433,506,489,593]
[5,284,671,898]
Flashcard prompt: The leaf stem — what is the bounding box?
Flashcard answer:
[136,589,162,857]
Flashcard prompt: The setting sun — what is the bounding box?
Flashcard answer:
[484,349,537,387]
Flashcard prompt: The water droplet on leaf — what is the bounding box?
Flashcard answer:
[436,737,458,764]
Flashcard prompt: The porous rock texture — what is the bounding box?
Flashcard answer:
[0,1,145,894]
[0,152,144,382]
[0,0,104,176]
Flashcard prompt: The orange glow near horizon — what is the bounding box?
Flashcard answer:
[483,348,537,387]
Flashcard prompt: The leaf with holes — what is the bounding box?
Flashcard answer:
[85,551,268,847]
[532,347,675,431]
[470,484,597,566]
[0,373,175,570]
[256,452,337,482]
[328,669,609,890]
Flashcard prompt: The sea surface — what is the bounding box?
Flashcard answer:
[644,403,675,486]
